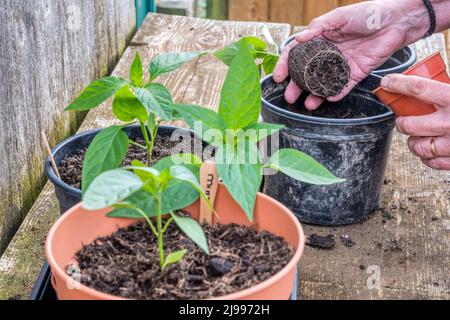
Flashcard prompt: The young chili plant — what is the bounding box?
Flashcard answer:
[65,51,205,192]
[174,39,346,221]
[82,159,211,271]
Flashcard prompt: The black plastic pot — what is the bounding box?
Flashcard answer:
[261,75,395,226]
[279,35,417,92]
[45,125,200,214]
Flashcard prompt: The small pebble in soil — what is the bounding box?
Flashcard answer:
[341,235,355,248]
[208,257,233,277]
[359,265,366,270]
[306,234,336,250]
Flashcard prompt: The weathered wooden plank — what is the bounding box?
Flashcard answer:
[228,0,270,22]
[269,0,305,27]
[0,0,136,254]
[303,0,338,24]
[339,0,361,6]
[0,13,290,300]
[288,28,450,299]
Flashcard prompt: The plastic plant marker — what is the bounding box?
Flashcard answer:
[199,160,219,224]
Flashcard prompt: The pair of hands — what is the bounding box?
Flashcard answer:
[274,1,450,170]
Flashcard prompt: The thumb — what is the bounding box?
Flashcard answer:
[381,74,450,108]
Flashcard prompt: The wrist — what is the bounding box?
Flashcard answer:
[381,0,449,44]
[381,0,431,45]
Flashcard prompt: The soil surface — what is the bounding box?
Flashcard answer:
[70,219,294,300]
[58,135,211,189]
[288,38,350,97]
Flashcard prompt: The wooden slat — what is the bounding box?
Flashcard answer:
[0,13,290,300]
[339,0,361,6]
[0,0,136,254]
[228,0,270,22]
[269,0,305,26]
[304,0,338,24]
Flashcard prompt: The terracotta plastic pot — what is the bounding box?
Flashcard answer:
[46,183,305,300]
[373,52,450,117]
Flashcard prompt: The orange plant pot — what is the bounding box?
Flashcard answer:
[46,183,305,300]
[373,52,450,117]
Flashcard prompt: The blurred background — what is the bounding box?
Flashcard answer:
[147,0,361,25]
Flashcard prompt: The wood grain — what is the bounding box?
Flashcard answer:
[0,13,290,300]
[303,0,338,24]
[228,0,270,22]
[269,0,305,26]
[0,0,135,254]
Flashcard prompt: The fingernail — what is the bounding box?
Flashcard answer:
[381,76,391,88]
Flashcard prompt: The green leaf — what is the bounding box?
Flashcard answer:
[107,182,199,218]
[163,250,187,271]
[170,212,209,254]
[130,52,143,86]
[173,104,227,146]
[243,122,284,143]
[65,77,127,111]
[107,190,157,218]
[147,112,157,139]
[169,165,210,205]
[218,40,261,129]
[134,83,173,121]
[262,54,279,75]
[214,37,266,66]
[129,160,159,193]
[83,169,143,210]
[149,51,205,81]
[112,85,148,122]
[154,154,203,176]
[215,141,263,221]
[266,149,346,185]
[81,126,129,192]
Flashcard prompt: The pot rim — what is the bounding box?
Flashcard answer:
[45,124,193,197]
[279,35,417,75]
[261,74,395,126]
[45,189,305,300]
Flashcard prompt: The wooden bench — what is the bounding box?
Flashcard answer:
[0,13,448,300]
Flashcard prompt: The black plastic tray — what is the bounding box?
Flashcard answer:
[30,262,298,300]
[29,262,57,300]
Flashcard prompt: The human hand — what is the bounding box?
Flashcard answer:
[274,0,430,110]
[380,74,450,170]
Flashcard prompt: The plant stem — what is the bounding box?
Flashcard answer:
[254,51,279,58]
[133,207,158,236]
[128,140,147,150]
[147,121,161,164]
[139,121,152,166]
[162,217,173,235]
[155,194,164,271]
